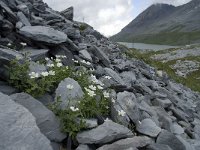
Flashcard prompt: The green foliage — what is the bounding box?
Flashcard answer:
[79,24,88,31]
[7,57,53,97]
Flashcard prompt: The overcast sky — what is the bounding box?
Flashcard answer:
[43,0,192,37]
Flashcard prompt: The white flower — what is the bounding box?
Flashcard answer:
[72,59,79,63]
[62,55,67,58]
[90,74,99,83]
[81,60,91,65]
[45,57,50,61]
[118,110,126,117]
[20,42,27,46]
[104,118,111,122]
[157,70,163,77]
[66,66,69,69]
[41,71,49,77]
[97,85,103,90]
[85,87,96,97]
[104,76,112,79]
[66,84,74,90]
[16,55,22,60]
[7,43,11,46]
[29,72,39,79]
[111,98,116,103]
[47,63,54,67]
[55,58,61,62]
[57,62,63,67]
[89,85,96,91]
[70,106,79,112]
[103,91,109,98]
[106,106,109,109]
[55,55,61,58]
[48,70,55,76]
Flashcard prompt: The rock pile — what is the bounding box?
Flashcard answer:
[0,0,200,150]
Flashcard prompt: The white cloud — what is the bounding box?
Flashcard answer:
[151,0,192,6]
[43,0,192,37]
[43,0,134,37]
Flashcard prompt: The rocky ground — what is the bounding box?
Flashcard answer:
[0,0,200,150]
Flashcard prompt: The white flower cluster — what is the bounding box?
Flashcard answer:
[20,42,27,46]
[118,109,126,117]
[85,87,96,97]
[90,74,104,87]
[81,60,91,65]
[103,91,109,98]
[104,76,112,79]
[72,59,78,63]
[29,70,56,79]
[70,106,79,112]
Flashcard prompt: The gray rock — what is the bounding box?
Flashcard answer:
[16,21,23,29]
[37,93,54,106]
[0,47,23,62]
[156,130,186,150]
[17,4,30,16]
[88,46,110,67]
[117,91,140,124]
[172,123,184,135]
[83,118,98,129]
[76,144,92,150]
[152,98,172,108]
[0,84,18,95]
[0,1,17,24]
[63,27,81,40]
[29,61,47,74]
[17,11,31,26]
[79,50,92,61]
[60,6,74,20]
[120,71,136,86]
[77,120,133,144]
[11,93,66,142]
[22,48,48,61]
[97,136,153,150]
[19,26,68,44]
[55,78,84,109]
[146,144,173,150]
[0,92,53,150]
[104,68,125,85]
[136,118,161,137]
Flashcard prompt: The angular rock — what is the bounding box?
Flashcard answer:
[146,144,173,150]
[88,46,110,67]
[60,6,74,20]
[19,26,68,44]
[136,118,161,137]
[63,27,81,40]
[0,84,18,95]
[152,98,172,108]
[104,68,125,85]
[11,93,66,142]
[120,71,136,87]
[0,92,53,150]
[77,120,133,144]
[97,136,153,150]
[22,48,48,61]
[117,91,141,124]
[76,144,93,150]
[17,4,30,16]
[17,11,31,26]
[55,78,84,109]
[0,1,17,24]
[79,49,92,61]
[156,130,187,150]
[0,47,23,62]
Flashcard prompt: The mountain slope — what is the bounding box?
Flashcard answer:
[111,0,200,45]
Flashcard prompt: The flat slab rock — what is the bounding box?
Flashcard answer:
[19,26,68,44]
[77,120,133,144]
[0,92,52,150]
[11,93,66,142]
[97,136,153,150]
[136,118,161,137]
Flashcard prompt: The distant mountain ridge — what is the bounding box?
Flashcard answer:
[111,0,200,45]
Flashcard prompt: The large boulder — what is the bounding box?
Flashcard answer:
[55,78,84,109]
[77,120,133,144]
[0,92,53,150]
[97,136,153,150]
[11,93,66,142]
[19,26,68,44]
